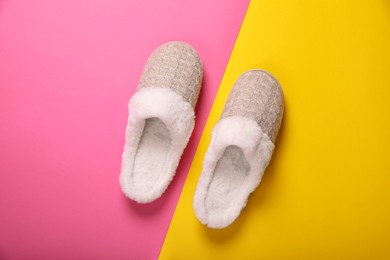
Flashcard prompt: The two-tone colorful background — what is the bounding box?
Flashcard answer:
[1,0,389,259]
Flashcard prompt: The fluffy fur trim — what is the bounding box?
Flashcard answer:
[193,116,275,228]
[120,87,195,203]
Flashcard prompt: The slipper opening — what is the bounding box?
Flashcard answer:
[205,145,250,222]
[132,117,172,193]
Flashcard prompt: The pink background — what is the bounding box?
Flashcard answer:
[0,0,249,259]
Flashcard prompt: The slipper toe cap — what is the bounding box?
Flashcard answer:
[221,70,284,142]
[138,41,203,108]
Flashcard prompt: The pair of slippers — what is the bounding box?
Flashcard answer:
[120,42,284,229]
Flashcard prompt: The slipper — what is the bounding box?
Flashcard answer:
[193,70,284,228]
[120,42,203,203]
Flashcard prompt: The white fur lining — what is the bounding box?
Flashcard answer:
[120,87,195,203]
[193,116,275,228]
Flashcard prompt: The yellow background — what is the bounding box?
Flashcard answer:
[160,0,390,259]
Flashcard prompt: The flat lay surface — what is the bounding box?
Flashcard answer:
[1,0,389,259]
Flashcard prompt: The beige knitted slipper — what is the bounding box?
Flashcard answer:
[193,70,284,228]
[120,42,203,203]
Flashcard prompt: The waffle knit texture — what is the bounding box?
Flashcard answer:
[221,70,284,142]
[138,41,203,108]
